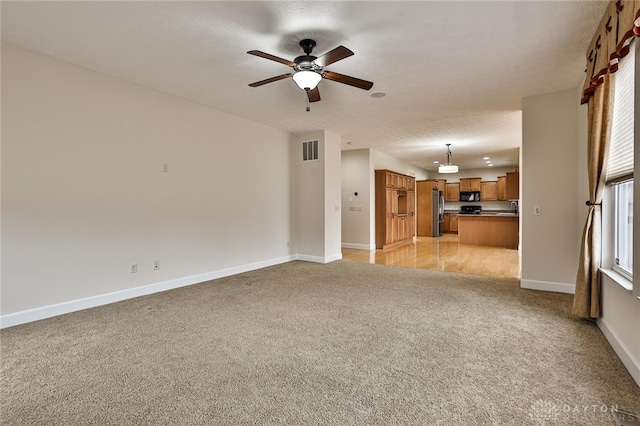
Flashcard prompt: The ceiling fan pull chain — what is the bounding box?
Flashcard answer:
[305,89,310,112]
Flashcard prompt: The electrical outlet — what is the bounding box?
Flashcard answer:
[534,206,541,216]
[153,260,160,270]
[130,263,138,273]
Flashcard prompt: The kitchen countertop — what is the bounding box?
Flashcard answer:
[458,212,519,217]
[444,210,519,217]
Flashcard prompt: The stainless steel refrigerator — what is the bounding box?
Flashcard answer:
[432,189,444,237]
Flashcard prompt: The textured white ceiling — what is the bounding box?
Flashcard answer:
[0,1,607,172]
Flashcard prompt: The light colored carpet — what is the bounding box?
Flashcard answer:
[2,261,639,425]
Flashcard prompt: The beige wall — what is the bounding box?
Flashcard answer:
[323,131,342,259]
[521,89,581,292]
[291,130,342,262]
[1,44,294,317]
[599,275,640,385]
[341,149,372,249]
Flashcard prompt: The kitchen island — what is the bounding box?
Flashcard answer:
[457,213,519,249]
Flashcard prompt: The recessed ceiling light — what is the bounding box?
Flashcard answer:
[370,91,386,98]
[485,160,492,163]
[488,164,494,167]
[433,161,439,164]
[483,156,490,160]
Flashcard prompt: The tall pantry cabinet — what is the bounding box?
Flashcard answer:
[375,170,416,249]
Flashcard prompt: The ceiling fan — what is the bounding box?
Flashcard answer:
[247,39,374,110]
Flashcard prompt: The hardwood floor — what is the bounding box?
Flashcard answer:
[341,233,521,279]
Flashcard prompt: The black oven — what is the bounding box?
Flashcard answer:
[459,205,482,215]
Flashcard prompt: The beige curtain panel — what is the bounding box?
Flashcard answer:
[573,77,612,319]
[581,0,640,104]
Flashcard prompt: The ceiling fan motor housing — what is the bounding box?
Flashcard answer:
[294,57,321,72]
[299,39,316,55]
[294,39,322,72]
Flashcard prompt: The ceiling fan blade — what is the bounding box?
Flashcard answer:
[307,87,321,103]
[248,73,292,87]
[323,71,374,90]
[314,45,354,67]
[247,50,296,67]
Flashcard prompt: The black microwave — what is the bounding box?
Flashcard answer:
[460,191,480,202]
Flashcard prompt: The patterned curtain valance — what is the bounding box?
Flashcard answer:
[582,0,640,104]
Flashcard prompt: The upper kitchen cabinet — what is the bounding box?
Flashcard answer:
[497,176,507,200]
[433,179,446,192]
[385,172,415,191]
[506,172,519,200]
[459,178,481,192]
[480,181,498,201]
[444,183,460,202]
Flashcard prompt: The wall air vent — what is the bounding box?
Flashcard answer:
[302,140,319,162]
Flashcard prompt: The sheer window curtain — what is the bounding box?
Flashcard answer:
[573,0,639,319]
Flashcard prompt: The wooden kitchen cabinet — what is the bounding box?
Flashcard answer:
[449,214,458,232]
[445,183,460,202]
[481,181,498,201]
[506,172,519,200]
[457,215,519,249]
[416,180,438,236]
[375,170,416,249]
[460,178,481,192]
[442,213,458,234]
[497,176,507,200]
[386,173,415,191]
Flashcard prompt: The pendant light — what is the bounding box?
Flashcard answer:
[438,144,459,173]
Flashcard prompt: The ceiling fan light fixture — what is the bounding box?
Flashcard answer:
[292,70,322,91]
[438,144,459,174]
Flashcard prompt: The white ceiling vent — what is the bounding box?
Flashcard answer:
[302,140,319,162]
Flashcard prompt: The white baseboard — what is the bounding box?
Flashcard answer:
[1,255,297,329]
[597,318,640,387]
[341,243,375,250]
[296,253,342,264]
[520,279,576,294]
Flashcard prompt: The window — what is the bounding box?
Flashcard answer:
[613,180,633,280]
[605,41,634,282]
